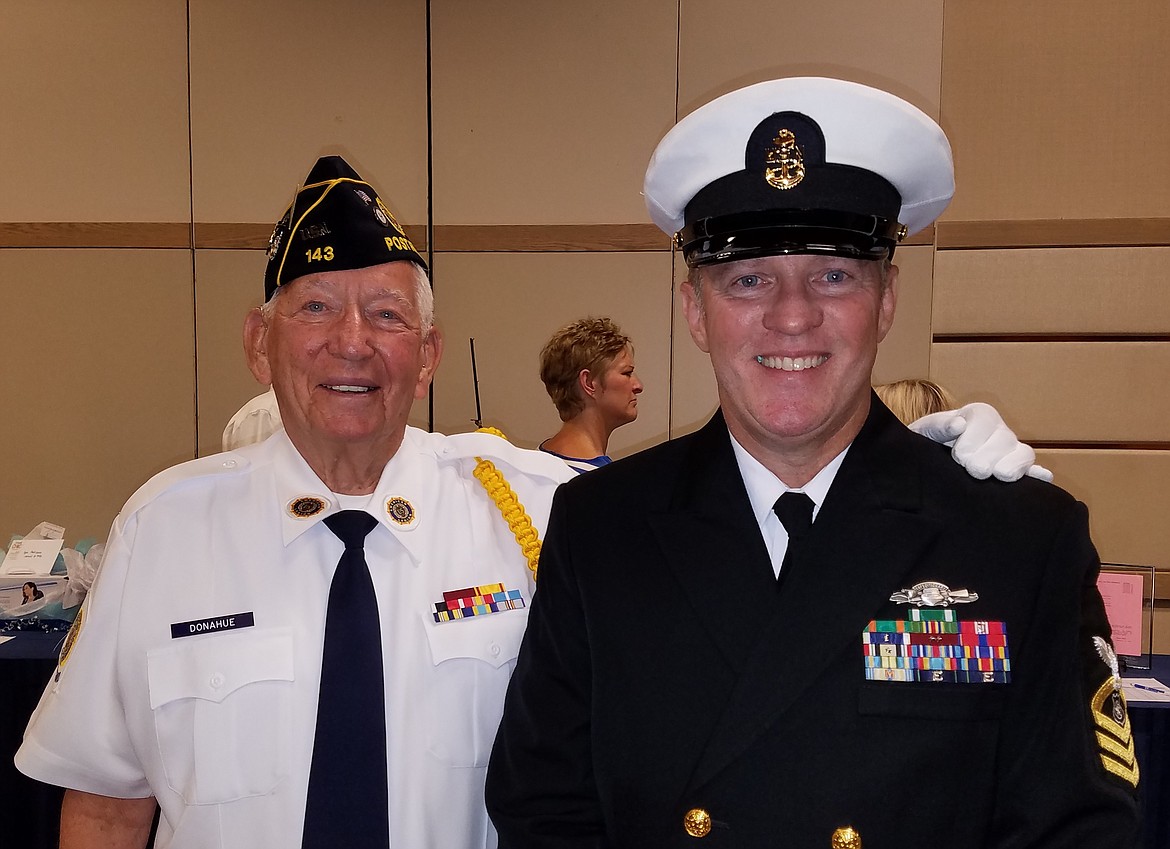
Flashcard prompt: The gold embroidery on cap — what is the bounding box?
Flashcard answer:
[765,129,805,190]
[386,496,415,525]
[288,496,327,518]
[376,198,406,235]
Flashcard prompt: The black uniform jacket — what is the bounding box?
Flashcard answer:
[486,399,1140,848]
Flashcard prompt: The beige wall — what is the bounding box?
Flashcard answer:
[3,1,1167,644]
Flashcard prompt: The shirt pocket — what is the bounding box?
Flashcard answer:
[147,627,295,805]
[858,683,1006,721]
[421,609,527,767]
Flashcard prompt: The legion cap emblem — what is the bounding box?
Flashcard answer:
[386,496,415,526]
[288,496,327,518]
[764,128,805,190]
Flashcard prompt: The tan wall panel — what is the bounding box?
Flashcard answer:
[0,250,195,544]
[195,250,270,457]
[931,342,1170,442]
[942,1,1170,221]
[1037,450,1170,570]
[934,247,1170,334]
[189,0,429,225]
[430,253,674,458]
[873,247,935,383]
[1,0,190,222]
[430,0,678,225]
[671,247,939,437]
[678,0,943,117]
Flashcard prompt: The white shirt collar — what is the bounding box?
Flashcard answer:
[728,431,850,530]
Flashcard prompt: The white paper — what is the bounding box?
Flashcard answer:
[0,538,64,576]
[1122,677,1170,703]
[27,522,65,541]
[0,636,14,646]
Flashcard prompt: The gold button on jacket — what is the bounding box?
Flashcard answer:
[831,825,862,848]
[683,808,712,838]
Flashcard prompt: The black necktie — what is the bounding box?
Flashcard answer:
[773,491,815,589]
[302,510,388,849]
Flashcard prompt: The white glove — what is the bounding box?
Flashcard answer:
[909,402,1054,483]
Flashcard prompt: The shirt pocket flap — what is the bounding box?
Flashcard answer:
[423,608,528,669]
[859,684,1006,721]
[148,627,295,709]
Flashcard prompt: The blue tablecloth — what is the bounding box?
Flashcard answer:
[1126,655,1170,846]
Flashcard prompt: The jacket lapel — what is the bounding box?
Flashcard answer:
[647,413,779,675]
[687,399,945,789]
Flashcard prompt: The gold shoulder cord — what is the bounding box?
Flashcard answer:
[472,427,543,580]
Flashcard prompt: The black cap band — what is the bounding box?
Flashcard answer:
[678,208,904,267]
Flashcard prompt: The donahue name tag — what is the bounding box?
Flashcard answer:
[170,612,255,639]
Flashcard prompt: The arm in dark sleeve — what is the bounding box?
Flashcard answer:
[991,500,1141,848]
[486,486,610,849]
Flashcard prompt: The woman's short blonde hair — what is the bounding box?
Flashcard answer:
[539,317,632,421]
[874,378,958,425]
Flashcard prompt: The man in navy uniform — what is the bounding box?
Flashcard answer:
[486,77,1141,847]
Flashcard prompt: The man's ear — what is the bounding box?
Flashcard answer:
[681,278,710,353]
[877,264,899,343]
[413,326,444,400]
[243,309,272,385]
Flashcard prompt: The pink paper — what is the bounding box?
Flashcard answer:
[1097,572,1145,656]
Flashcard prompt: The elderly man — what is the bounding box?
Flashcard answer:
[486,78,1140,847]
[15,156,575,848]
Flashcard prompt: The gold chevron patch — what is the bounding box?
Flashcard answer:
[1091,677,1140,788]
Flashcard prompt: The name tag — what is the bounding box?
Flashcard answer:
[170,611,255,639]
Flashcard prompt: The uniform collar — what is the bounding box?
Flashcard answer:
[274,427,440,564]
[727,430,848,530]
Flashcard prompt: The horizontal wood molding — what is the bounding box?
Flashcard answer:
[937,218,1170,249]
[935,333,1170,343]
[4,218,1169,251]
[431,223,666,252]
[0,222,192,248]
[193,223,429,251]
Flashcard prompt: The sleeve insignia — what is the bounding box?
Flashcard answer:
[1090,636,1139,788]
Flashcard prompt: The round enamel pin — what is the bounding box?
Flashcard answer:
[386,496,416,527]
[288,496,327,519]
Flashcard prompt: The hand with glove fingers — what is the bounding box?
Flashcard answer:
[910,402,1054,483]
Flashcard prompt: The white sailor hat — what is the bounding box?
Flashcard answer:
[643,77,954,267]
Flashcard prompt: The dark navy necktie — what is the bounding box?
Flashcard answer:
[302,510,389,848]
[773,491,815,589]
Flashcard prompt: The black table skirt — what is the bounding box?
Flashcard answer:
[3,635,1169,849]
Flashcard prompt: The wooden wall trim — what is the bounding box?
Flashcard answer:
[937,218,1170,249]
[4,218,1168,251]
[193,223,430,251]
[430,223,667,252]
[935,333,1170,343]
[0,222,192,248]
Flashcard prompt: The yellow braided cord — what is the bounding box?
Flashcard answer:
[472,427,543,580]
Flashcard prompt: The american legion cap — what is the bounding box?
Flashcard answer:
[263,155,425,301]
[643,77,955,268]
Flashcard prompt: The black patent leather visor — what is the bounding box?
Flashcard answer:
[678,209,904,268]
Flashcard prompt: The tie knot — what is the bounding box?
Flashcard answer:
[773,491,815,540]
[323,510,378,549]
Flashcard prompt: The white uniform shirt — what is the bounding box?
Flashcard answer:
[728,432,848,577]
[17,427,573,849]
